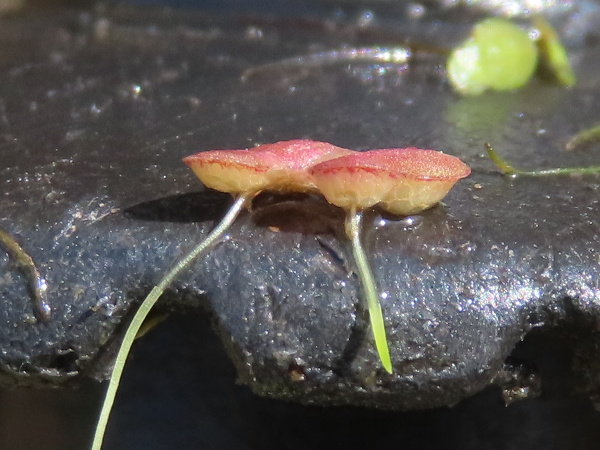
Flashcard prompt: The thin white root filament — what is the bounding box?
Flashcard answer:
[91,194,249,450]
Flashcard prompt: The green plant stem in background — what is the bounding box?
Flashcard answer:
[565,124,600,151]
[0,228,50,322]
[91,194,250,450]
[485,143,600,177]
[242,47,412,81]
[345,207,392,374]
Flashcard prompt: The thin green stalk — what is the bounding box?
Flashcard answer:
[91,194,249,450]
[565,124,600,151]
[485,143,600,177]
[485,143,517,175]
[345,207,392,374]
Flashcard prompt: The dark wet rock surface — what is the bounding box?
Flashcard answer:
[1,0,600,436]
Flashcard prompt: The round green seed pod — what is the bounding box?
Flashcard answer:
[448,18,538,95]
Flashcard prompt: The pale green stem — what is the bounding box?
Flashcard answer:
[91,194,249,450]
[241,47,412,81]
[0,228,50,322]
[485,143,600,177]
[345,207,392,374]
[565,124,600,151]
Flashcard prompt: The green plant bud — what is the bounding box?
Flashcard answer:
[448,18,538,95]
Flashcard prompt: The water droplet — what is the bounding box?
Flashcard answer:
[407,2,426,18]
[356,10,375,28]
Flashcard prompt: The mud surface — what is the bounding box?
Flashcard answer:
[0,0,599,424]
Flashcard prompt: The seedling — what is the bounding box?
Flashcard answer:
[447,17,575,95]
[185,139,352,194]
[447,18,538,95]
[241,16,573,96]
[310,148,471,373]
[485,143,600,176]
[91,139,352,450]
[91,141,470,447]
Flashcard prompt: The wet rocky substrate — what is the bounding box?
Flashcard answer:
[1,2,600,419]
